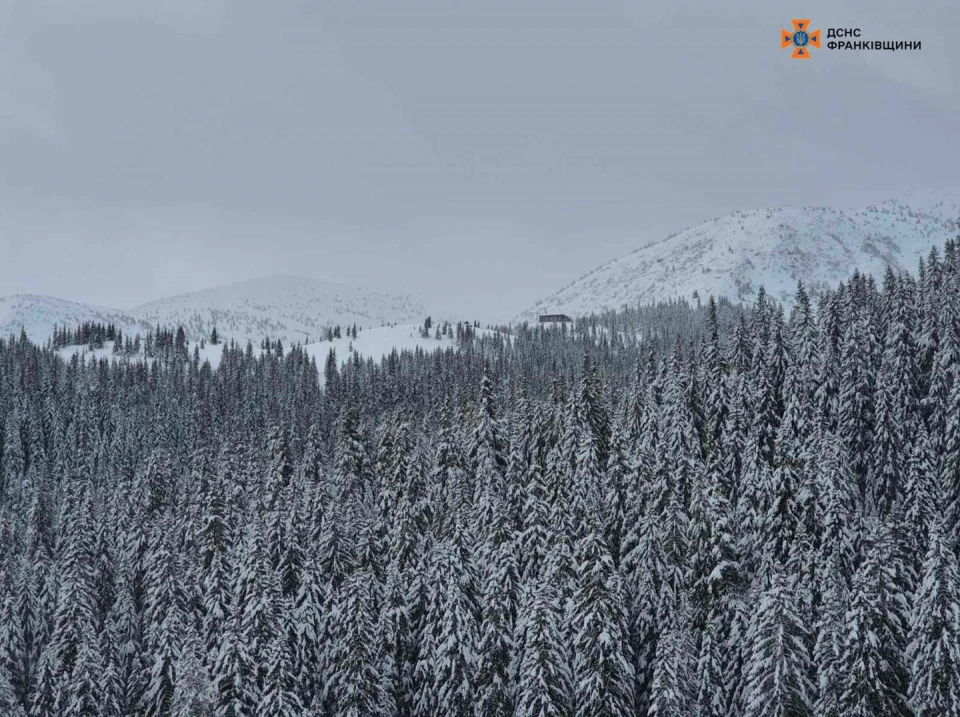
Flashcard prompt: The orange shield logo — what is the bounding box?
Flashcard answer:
[781,19,821,58]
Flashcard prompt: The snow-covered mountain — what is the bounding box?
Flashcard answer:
[129,275,426,345]
[1,275,427,344]
[0,294,152,342]
[517,190,960,321]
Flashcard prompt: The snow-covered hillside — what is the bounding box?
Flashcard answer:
[2,275,427,344]
[304,324,474,367]
[0,295,152,342]
[517,189,960,321]
[130,275,427,345]
[55,324,494,371]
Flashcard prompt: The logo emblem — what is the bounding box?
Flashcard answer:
[781,19,820,58]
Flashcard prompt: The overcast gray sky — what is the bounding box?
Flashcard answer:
[1,0,958,320]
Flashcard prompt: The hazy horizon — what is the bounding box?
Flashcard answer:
[2,0,958,320]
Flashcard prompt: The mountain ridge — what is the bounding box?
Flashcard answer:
[1,274,427,344]
[516,189,960,321]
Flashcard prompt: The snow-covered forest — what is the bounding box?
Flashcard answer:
[2,238,960,717]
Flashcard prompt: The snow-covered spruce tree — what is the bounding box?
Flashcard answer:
[29,647,58,717]
[379,560,413,716]
[749,309,783,474]
[514,579,572,717]
[568,525,634,717]
[41,482,100,714]
[742,570,814,717]
[812,549,849,717]
[578,351,611,472]
[414,531,479,716]
[326,569,391,716]
[944,370,960,531]
[915,249,942,394]
[735,421,770,582]
[505,386,536,532]
[517,455,553,583]
[868,348,912,518]
[333,401,371,507]
[700,296,729,462]
[837,296,877,503]
[141,519,189,717]
[648,600,695,717]
[373,413,410,526]
[470,370,508,504]
[276,484,309,601]
[654,451,691,623]
[839,519,911,717]
[686,453,735,631]
[107,568,148,717]
[786,282,820,417]
[690,462,742,717]
[814,427,858,595]
[924,280,959,451]
[256,602,303,717]
[720,370,750,510]
[427,401,472,524]
[567,415,604,544]
[660,339,703,509]
[58,619,110,717]
[693,601,729,717]
[900,422,939,574]
[263,423,294,511]
[906,521,960,716]
[2,399,26,505]
[291,558,327,710]
[213,521,279,716]
[0,581,32,713]
[0,662,26,717]
[474,537,519,717]
[813,288,844,434]
[198,467,234,658]
[315,509,357,598]
[601,420,630,569]
[621,511,664,715]
[170,623,217,716]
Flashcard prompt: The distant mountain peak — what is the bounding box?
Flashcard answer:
[516,190,960,321]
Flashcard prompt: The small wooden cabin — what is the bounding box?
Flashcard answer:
[538,314,572,323]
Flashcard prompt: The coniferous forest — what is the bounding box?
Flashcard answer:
[3,240,960,716]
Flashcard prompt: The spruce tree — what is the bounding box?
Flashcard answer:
[648,604,695,717]
[839,521,911,717]
[327,569,391,716]
[568,527,634,717]
[515,580,571,717]
[743,571,814,717]
[474,540,518,717]
[906,522,960,716]
[415,536,479,716]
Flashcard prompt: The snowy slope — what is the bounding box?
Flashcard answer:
[0,294,151,342]
[304,324,500,367]
[3,275,427,344]
[130,275,427,345]
[56,324,494,372]
[517,189,960,321]
[305,324,455,367]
